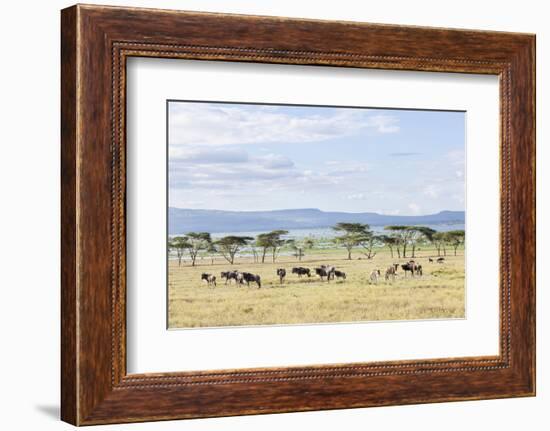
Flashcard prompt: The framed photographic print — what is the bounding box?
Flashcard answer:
[61,4,535,425]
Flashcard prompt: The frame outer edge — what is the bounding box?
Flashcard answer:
[522,34,536,395]
[61,5,80,426]
[531,34,536,396]
[61,4,536,425]
[526,35,536,395]
[504,35,536,396]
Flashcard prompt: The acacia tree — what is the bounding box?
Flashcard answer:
[288,237,315,261]
[169,236,188,266]
[431,232,447,256]
[215,235,253,265]
[432,232,444,256]
[255,230,289,263]
[409,227,436,258]
[270,230,290,263]
[255,234,271,263]
[383,226,435,258]
[249,242,260,263]
[446,230,465,256]
[358,233,381,259]
[181,232,212,266]
[206,242,218,265]
[378,234,400,258]
[332,222,371,260]
[384,225,415,258]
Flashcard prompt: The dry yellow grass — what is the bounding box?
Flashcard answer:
[168,248,465,328]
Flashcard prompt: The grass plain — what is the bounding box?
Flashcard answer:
[168,246,465,329]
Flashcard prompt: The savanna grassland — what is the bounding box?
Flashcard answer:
[168,247,465,328]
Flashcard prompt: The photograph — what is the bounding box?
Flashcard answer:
[167,101,466,329]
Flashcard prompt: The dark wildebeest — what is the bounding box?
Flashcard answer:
[437,257,445,263]
[277,268,286,284]
[220,271,229,282]
[401,261,423,277]
[201,273,216,287]
[314,267,327,280]
[334,270,346,280]
[315,265,336,281]
[241,272,261,288]
[292,267,311,277]
[220,270,239,285]
[369,269,381,284]
[428,257,434,263]
[401,263,414,277]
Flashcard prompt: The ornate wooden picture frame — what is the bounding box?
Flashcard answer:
[61,4,535,425]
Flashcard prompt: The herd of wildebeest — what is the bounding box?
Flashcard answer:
[200,256,447,288]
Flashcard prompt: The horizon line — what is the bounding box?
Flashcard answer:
[168,206,465,217]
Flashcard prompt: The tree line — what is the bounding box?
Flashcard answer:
[168,224,465,266]
[333,223,465,260]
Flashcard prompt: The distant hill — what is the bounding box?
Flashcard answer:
[168,207,465,235]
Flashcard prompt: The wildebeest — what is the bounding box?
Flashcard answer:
[369,269,381,284]
[401,261,414,276]
[315,265,336,281]
[220,270,239,285]
[333,270,346,280]
[314,267,328,280]
[277,268,286,284]
[292,267,311,277]
[437,257,445,263]
[241,272,261,288]
[428,257,434,263]
[385,264,398,281]
[401,261,423,277]
[201,273,216,287]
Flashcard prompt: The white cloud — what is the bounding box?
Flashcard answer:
[447,149,465,167]
[168,147,300,192]
[366,114,400,134]
[170,147,249,164]
[257,153,294,169]
[347,193,366,200]
[452,193,465,204]
[176,199,205,206]
[408,203,421,214]
[423,184,439,198]
[169,103,399,147]
[389,152,422,157]
[322,160,370,176]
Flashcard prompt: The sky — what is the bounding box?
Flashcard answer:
[168,101,465,215]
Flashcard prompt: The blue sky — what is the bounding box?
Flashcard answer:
[168,101,465,215]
